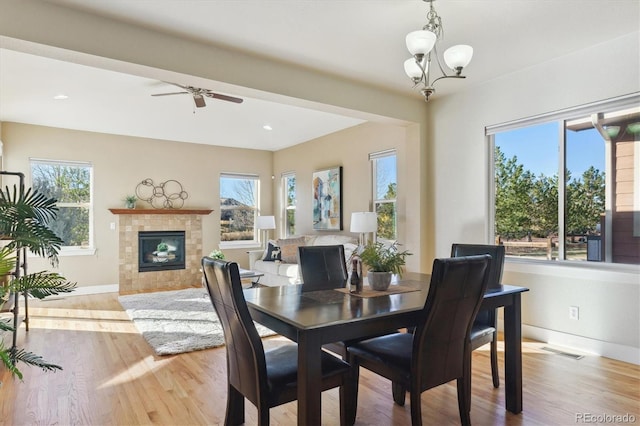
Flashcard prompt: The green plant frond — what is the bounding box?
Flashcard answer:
[0,344,23,380]
[11,272,76,299]
[0,246,17,276]
[21,188,59,224]
[10,346,61,373]
[0,318,15,332]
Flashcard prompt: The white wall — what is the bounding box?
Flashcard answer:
[428,33,640,363]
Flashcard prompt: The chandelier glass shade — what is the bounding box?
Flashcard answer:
[405,0,473,101]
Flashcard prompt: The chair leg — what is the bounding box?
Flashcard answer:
[225,384,245,426]
[409,388,423,426]
[392,382,406,406]
[456,378,471,426]
[490,334,500,388]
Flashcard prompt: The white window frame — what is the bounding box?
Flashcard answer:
[282,172,296,238]
[219,172,261,249]
[486,93,640,269]
[370,149,397,243]
[29,158,95,256]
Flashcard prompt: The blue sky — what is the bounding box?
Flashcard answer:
[495,121,605,179]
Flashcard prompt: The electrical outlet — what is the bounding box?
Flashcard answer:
[569,306,579,320]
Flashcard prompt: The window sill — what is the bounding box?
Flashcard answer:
[504,257,639,283]
[219,241,262,250]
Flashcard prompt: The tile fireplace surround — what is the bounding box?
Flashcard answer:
[110,209,213,294]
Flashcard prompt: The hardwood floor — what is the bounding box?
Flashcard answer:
[1,292,638,425]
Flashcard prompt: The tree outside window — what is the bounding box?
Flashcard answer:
[30,160,92,248]
[283,173,296,237]
[220,174,259,244]
[371,151,397,241]
[491,101,638,265]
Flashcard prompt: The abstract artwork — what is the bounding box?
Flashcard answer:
[312,166,342,230]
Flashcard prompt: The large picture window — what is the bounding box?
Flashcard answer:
[371,150,397,241]
[282,172,296,237]
[220,173,259,246]
[488,95,639,265]
[30,159,93,250]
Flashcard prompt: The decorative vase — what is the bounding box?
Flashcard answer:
[125,201,136,209]
[368,271,393,291]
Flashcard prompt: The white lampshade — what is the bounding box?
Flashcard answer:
[350,212,377,233]
[443,44,473,70]
[256,215,276,230]
[404,58,428,80]
[405,30,437,56]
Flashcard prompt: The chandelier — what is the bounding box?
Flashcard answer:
[404,0,473,102]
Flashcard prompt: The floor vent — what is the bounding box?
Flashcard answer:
[541,346,584,360]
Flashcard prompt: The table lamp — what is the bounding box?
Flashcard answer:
[256,215,276,248]
[350,212,377,248]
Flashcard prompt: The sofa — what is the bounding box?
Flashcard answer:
[248,234,358,286]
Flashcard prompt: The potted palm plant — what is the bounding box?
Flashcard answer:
[0,177,76,382]
[359,241,412,290]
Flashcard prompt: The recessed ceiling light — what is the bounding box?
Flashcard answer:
[53,94,69,100]
[263,125,272,131]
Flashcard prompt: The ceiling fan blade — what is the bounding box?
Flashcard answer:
[151,91,189,97]
[193,94,206,108]
[205,92,244,104]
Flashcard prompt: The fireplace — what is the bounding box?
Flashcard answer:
[138,230,186,272]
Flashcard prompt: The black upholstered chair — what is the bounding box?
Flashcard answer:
[201,257,353,426]
[345,255,491,426]
[298,245,349,292]
[451,243,506,388]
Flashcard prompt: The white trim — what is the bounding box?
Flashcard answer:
[522,324,640,365]
[634,141,640,237]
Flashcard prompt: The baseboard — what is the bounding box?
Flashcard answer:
[37,284,119,300]
[522,324,640,365]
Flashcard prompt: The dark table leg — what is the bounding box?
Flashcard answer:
[503,293,523,414]
[297,331,323,425]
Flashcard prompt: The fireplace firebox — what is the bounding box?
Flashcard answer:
[138,230,186,272]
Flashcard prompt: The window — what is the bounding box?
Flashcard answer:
[30,159,93,250]
[282,172,296,237]
[488,95,640,265]
[220,173,259,246]
[371,150,397,241]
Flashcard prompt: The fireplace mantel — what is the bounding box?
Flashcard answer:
[109,209,213,215]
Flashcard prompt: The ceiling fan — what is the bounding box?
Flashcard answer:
[151,82,243,108]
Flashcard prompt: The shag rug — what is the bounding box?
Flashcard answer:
[119,287,276,356]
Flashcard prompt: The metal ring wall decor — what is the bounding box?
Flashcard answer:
[135,178,189,209]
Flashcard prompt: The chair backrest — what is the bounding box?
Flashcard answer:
[298,245,348,291]
[451,243,505,292]
[413,255,491,390]
[201,257,266,405]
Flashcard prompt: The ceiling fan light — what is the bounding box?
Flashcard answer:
[404,58,427,80]
[443,45,473,71]
[406,30,437,56]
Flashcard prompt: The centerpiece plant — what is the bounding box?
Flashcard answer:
[359,241,412,290]
[0,180,76,381]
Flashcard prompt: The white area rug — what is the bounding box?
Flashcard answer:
[119,287,276,356]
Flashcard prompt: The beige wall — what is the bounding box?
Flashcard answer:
[273,122,422,272]
[427,32,640,363]
[1,122,273,286]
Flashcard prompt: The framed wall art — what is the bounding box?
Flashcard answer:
[312,166,342,231]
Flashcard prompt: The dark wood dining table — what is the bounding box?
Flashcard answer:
[243,272,529,426]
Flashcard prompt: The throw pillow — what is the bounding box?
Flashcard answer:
[263,242,282,262]
[277,237,306,263]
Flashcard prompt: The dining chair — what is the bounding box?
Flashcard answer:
[201,257,354,426]
[298,245,349,292]
[345,255,491,426]
[451,243,506,388]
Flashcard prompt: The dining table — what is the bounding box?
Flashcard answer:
[243,272,529,426]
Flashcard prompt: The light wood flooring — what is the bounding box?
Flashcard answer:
[0,292,638,425]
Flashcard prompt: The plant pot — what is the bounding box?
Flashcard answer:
[125,201,136,209]
[368,271,393,291]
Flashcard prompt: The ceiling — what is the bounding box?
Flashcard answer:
[1,0,638,151]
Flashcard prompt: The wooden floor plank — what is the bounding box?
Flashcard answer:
[0,292,638,425]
